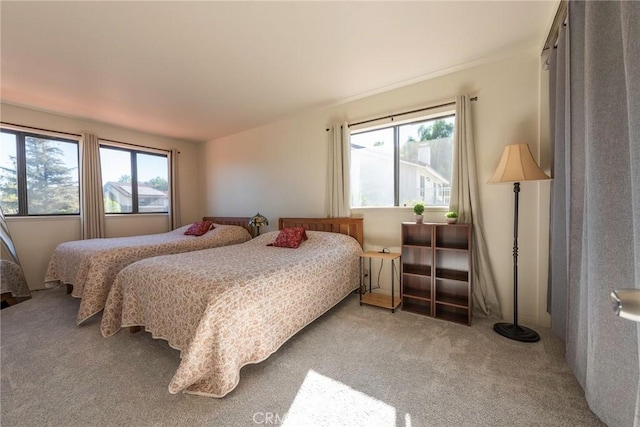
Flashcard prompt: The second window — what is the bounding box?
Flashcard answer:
[350,114,455,209]
[99,146,169,214]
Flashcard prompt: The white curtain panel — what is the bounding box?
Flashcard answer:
[327,122,351,218]
[449,95,502,318]
[170,148,181,230]
[548,1,640,425]
[80,132,105,239]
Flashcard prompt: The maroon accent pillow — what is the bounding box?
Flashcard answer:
[184,221,215,236]
[268,227,308,248]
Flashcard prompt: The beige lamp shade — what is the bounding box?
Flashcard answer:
[488,143,551,183]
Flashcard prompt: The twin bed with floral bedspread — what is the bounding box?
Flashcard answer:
[45,217,252,324]
[100,217,363,397]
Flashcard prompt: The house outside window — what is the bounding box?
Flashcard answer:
[99,145,169,214]
[0,128,80,216]
[350,114,455,208]
[102,182,169,213]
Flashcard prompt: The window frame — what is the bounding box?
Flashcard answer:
[350,112,455,209]
[0,127,80,217]
[99,143,170,215]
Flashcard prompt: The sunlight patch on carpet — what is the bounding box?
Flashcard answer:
[282,370,398,427]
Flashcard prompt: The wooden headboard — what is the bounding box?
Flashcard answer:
[279,217,364,248]
[202,216,252,235]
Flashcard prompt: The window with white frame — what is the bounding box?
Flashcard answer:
[99,145,169,214]
[350,114,455,208]
[0,128,80,215]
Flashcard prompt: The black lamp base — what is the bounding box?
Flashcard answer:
[493,322,540,342]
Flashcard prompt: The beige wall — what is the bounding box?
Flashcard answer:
[0,103,203,290]
[204,48,552,327]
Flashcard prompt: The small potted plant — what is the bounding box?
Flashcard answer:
[413,203,425,223]
[445,211,458,224]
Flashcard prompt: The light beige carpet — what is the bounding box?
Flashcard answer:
[1,286,603,426]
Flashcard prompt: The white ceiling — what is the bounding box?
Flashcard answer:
[1,1,557,142]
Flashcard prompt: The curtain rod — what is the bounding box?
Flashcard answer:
[1,121,174,154]
[542,0,568,52]
[325,96,477,131]
[1,121,81,138]
[98,137,171,154]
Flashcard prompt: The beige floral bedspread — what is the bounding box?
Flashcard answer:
[1,259,31,297]
[101,230,361,397]
[45,224,251,324]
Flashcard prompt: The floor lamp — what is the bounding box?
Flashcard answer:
[488,144,550,342]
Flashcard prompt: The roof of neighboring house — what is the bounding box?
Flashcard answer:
[399,158,449,185]
[104,182,167,197]
[352,145,449,185]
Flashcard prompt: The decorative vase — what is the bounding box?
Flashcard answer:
[415,215,424,224]
[446,217,458,224]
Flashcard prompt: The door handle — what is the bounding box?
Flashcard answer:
[611,289,640,323]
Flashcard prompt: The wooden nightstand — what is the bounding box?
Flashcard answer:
[359,251,402,312]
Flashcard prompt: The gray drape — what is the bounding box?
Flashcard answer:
[548,14,572,342]
[548,1,640,425]
[170,148,181,230]
[327,122,351,217]
[450,95,502,318]
[80,132,105,239]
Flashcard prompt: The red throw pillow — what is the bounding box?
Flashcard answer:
[184,221,215,236]
[268,227,308,248]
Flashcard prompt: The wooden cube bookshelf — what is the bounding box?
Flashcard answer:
[401,222,472,325]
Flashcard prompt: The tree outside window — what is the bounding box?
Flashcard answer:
[0,130,79,215]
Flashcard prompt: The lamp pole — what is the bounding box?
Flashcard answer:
[512,182,519,329]
[493,181,540,342]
